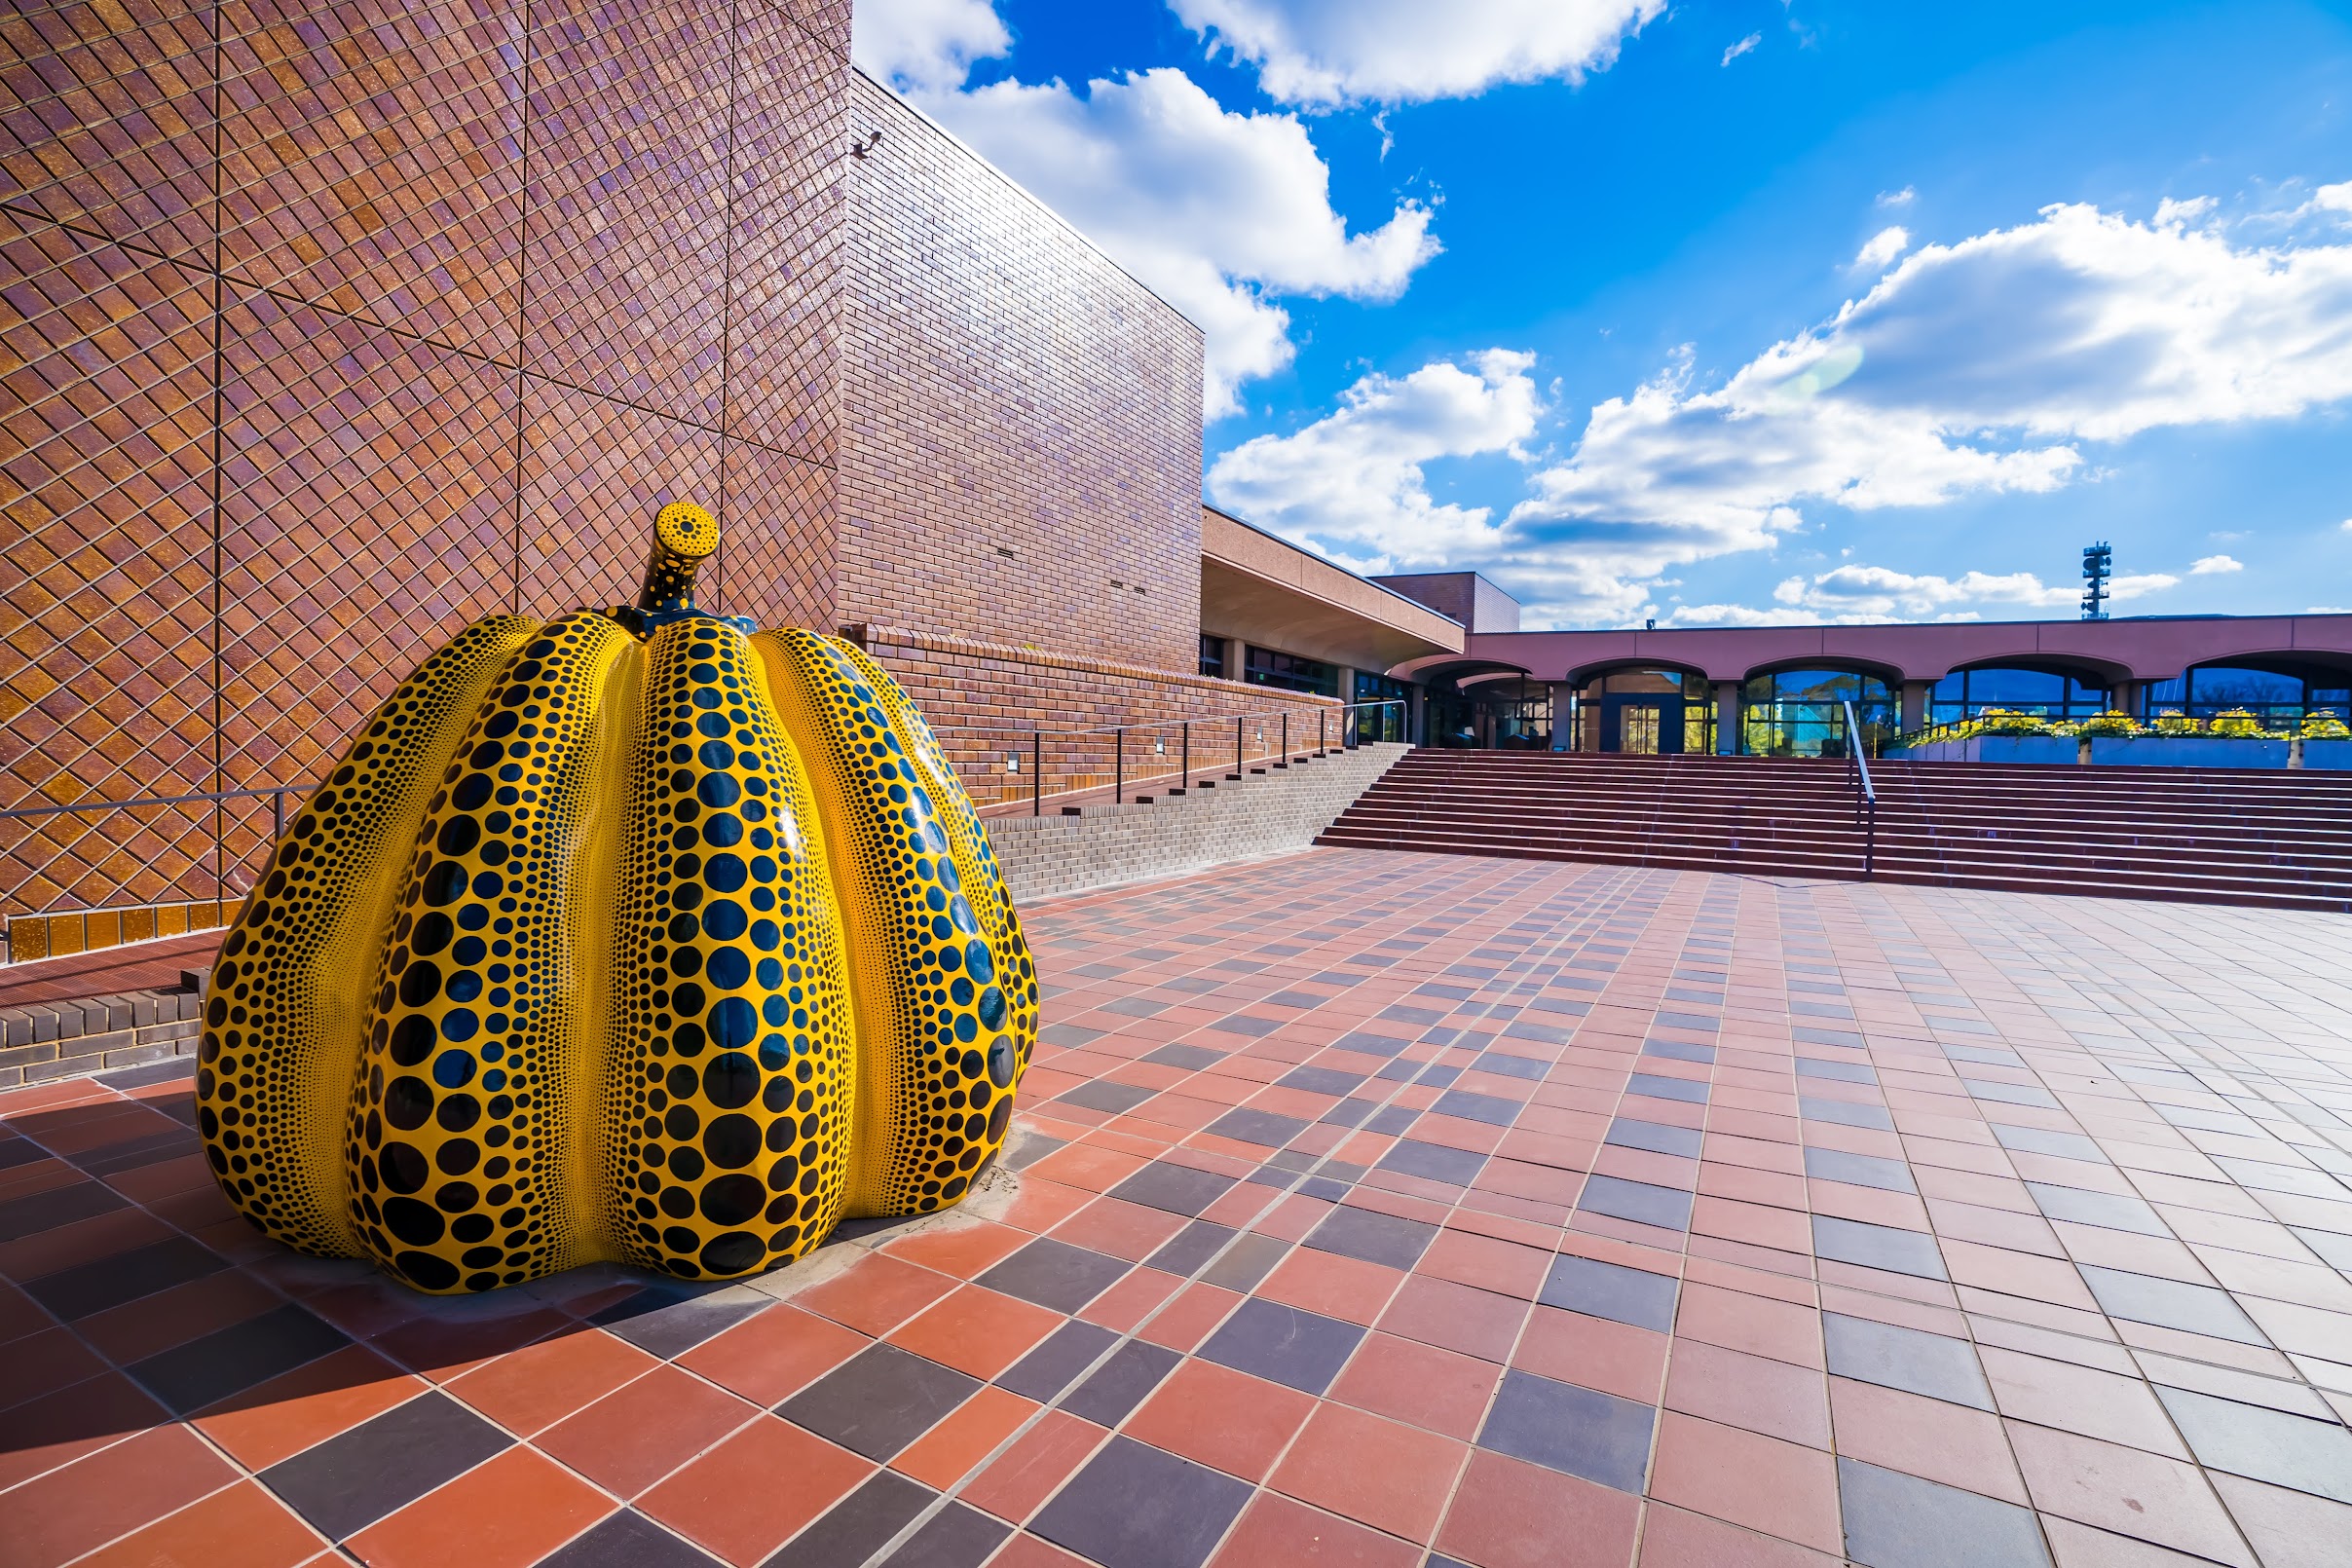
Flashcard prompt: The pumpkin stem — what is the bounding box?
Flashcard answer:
[638,502,720,613]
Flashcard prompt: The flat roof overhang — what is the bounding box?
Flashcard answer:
[1201,509,1464,674]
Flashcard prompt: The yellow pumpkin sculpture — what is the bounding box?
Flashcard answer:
[198,504,1035,1293]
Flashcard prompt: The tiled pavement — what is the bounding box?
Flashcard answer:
[6,847,2352,1568]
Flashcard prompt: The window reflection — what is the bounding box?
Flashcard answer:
[1929,667,2109,726]
[1740,670,1893,757]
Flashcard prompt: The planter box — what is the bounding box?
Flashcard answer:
[2088,737,2292,769]
[1888,735,2078,765]
[2303,739,2352,771]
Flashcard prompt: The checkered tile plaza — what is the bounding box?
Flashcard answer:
[6,847,2352,1567]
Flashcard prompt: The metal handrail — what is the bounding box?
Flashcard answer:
[1843,698,1878,877]
[1,783,305,935]
[985,698,1408,814]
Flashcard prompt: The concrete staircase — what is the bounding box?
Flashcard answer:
[1316,750,2352,913]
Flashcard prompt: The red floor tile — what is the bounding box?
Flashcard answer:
[1673,1282,1823,1369]
[1377,1275,1531,1363]
[73,1478,323,1568]
[1827,1376,2028,1505]
[2006,1422,2255,1566]
[1636,1501,1846,1568]
[1327,1330,1502,1440]
[893,1383,1040,1490]
[346,1446,609,1568]
[889,1283,1065,1379]
[1512,1303,1670,1404]
[1661,1338,1831,1448]
[0,1371,168,1491]
[1212,1492,1425,1568]
[535,1363,762,1497]
[787,1250,959,1336]
[1123,1358,1317,1482]
[636,1415,873,1566]
[1270,1400,1467,1544]
[1435,1449,1642,1568]
[674,1302,870,1405]
[961,1409,1109,1524]
[1255,1247,1406,1326]
[1648,1410,1842,1553]
[446,1327,661,1438]
[192,1345,429,1472]
[6,1424,240,1568]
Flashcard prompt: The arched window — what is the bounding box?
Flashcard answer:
[1739,670,1893,757]
[1929,667,2108,725]
[1565,668,1715,754]
[2143,665,2352,724]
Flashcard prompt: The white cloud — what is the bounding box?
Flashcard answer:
[2341,517,2352,532]
[1168,0,1661,107]
[1504,195,2352,620]
[1853,225,1910,271]
[1878,186,1917,207]
[1721,32,1760,66]
[2189,553,2243,574]
[851,0,1010,93]
[901,67,1439,417]
[2317,182,2352,213]
[1205,350,1541,571]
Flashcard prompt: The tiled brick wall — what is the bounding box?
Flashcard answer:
[836,73,1207,680]
[853,623,1338,808]
[3,0,853,928]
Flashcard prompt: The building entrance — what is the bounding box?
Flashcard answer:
[1600,694,1684,754]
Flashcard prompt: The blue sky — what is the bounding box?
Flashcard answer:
[851,0,2352,628]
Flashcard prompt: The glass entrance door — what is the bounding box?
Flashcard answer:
[1600,696,1682,754]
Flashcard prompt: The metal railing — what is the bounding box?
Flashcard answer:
[1,783,304,953]
[1843,698,1878,877]
[970,699,1407,815]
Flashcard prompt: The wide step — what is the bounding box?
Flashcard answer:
[1316,751,2352,913]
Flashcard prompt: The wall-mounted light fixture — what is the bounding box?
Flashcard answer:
[851,131,883,159]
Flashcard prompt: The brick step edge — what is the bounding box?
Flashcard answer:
[0,987,205,1089]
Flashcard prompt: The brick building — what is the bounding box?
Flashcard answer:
[1,0,1453,954]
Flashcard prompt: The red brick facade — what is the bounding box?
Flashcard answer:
[3,4,1277,943]
[4,0,851,933]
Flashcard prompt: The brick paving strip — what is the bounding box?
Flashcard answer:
[3,845,2351,1568]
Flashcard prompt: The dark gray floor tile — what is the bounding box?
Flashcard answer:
[998,1320,1121,1402]
[1207,1014,1284,1038]
[2078,1266,2265,1345]
[259,1390,507,1541]
[977,1239,1134,1314]
[1839,1457,2051,1568]
[1277,1065,1367,1097]
[1794,1057,1877,1085]
[1102,997,1169,1018]
[1626,1072,1708,1104]
[2154,1385,2352,1504]
[1801,1097,1894,1131]
[24,1235,224,1320]
[1478,1369,1654,1493]
[1200,1231,1290,1292]
[1143,1043,1225,1070]
[1654,1012,1719,1033]
[1199,1298,1364,1395]
[767,1470,933,1567]
[1504,1019,1574,1046]
[1040,1024,1104,1048]
[1306,1205,1437,1270]
[1539,1253,1679,1333]
[1062,1339,1181,1427]
[1207,1108,1309,1147]
[1376,1139,1486,1187]
[1110,1162,1238,1218]
[74,1128,199,1176]
[1605,1119,1702,1159]
[1157,976,1227,995]
[541,1510,710,1568]
[1030,1436,1251,1568]
[1380,1004,1449,1027]
[1264,989,1329,1010]
[131,1301,350,1413]
[1363,1105,1421,1136]
[882,1500,1012,1568]
[1433,1089,1522,1127]
[595,1283,769,1358]
[1962,1078,2060,1109]
[1145,1219,1238,1278]
[780,1344,980,1460]
[0,1179,127,1242]
[1991,1124,2108,1163]
[1641,1039,1716,1064]
[2025,1183,2168,1237]
[1812,1216,1947,1281]
[1805,1147,1918,1194]
[1416,1064,1462,1088]
[1003,1134,1065,1172]
[1331,1030,1412,1058]
[1320,1097,1380,1129]
[1476,1052,1550,1080]
[1823,1314,1991,1409]
[1578,1175,1692,1231]
[1058,1080,1159,1115]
